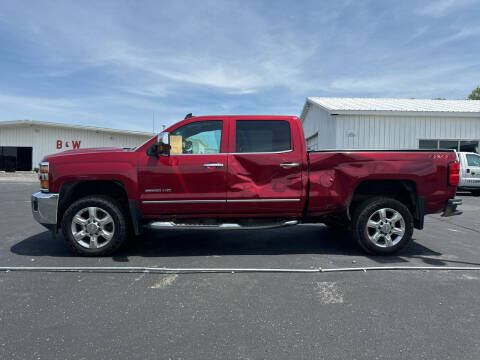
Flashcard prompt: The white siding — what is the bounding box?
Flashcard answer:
[302,103,336,149]
[0,124,153,169]
[305,134,318,150]
[335,115,480,149]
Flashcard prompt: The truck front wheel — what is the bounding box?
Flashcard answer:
[351,197,413,255]
[61,195,130,256]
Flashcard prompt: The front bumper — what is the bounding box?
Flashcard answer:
[31,192,59,231]
[441,198,462,217]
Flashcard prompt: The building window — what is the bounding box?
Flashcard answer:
[418,140,438,149]
[419,139,479,153]
[460,141,479,153]
[439,140,459,150]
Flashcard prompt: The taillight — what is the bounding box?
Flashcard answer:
[448,161,460,187]
[39,161,49,192]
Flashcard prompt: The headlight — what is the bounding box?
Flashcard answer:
[39,161,49,192]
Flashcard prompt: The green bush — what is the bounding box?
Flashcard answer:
[468,86,480,100]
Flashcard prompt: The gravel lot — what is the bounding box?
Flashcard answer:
[1,182,480,359]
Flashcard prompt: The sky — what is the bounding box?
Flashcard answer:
[0,0,479,132]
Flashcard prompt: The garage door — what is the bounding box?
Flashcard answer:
[0,147,33,171]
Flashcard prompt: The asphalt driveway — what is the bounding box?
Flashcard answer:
[1,182,480,359]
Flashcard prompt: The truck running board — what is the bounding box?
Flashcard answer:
[147,219,299,230]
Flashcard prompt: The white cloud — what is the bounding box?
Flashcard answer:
[0,92,159,130]
[431,26,480,47]
[0,1,319,97]
[0,93,80,113]
[329,63,477,98]
[0,0,479,126]
[419,0,474,17]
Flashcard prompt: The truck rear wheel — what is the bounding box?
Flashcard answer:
[351,197,413,255]
[61,195,129,256]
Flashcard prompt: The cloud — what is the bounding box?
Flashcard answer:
[418,0,474,17]
[0,92,160,130]
[329,62,477,98]
[0,93,80,113]
[430,26,480,47]
[0,1,319,97]
[0,0,479,127]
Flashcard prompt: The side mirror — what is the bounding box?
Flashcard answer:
[146,132,171,157]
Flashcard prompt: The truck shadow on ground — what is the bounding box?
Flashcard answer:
[11,225,480,267]
[457,191,480,197]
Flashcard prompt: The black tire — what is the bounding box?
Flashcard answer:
[351,197,413,255]
[61,195,130,256]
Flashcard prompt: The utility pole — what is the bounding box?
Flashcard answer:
[152,111,155,134]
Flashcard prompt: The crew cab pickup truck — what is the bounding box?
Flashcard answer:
[31,115,462,256]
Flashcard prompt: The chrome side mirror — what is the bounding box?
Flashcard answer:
[159,132,169,145]
[147,132,171,157]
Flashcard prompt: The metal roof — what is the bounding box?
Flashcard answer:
[301,97,480,120]
[0,120,154,136]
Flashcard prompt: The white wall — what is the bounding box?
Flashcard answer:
[335,115,480,149]
[0,124,153,169]
[302,103,336,149]
[302,102,480,150]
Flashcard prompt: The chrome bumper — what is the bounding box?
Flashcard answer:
[31,192,59,231]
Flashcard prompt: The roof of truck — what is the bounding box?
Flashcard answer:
[187,115,298,119]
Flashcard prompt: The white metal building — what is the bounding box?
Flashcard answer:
[300,98,480,153]
[0,120,153,171]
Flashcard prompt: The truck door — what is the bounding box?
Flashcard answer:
[138,119,228,215]
[462,153,480,188]
[226,119,304,215]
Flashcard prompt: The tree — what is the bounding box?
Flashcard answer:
[433,97,446,100]
[468,86,480,100]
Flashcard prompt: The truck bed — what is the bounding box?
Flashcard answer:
[308,149,456,153]
[306,150,457,216]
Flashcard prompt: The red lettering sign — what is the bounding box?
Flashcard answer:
[56,140,81,149]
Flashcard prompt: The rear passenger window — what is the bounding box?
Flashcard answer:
[466,154,480,167]
[235,120,291,153]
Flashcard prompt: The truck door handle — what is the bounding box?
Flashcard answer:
[280,162,300,168]
[203,163,224,168]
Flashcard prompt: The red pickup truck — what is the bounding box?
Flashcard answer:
[31,115,462,256]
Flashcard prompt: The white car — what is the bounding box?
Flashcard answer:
[457,152,480,195]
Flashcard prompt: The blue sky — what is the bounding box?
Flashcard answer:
[0,0,479,132]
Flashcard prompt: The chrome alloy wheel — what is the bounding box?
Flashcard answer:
[70,207,115,249]
[365,208,405,248]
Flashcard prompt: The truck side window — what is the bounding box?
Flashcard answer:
[170,120,222,154]
[466,154,480,167]
[235,120,291,153]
